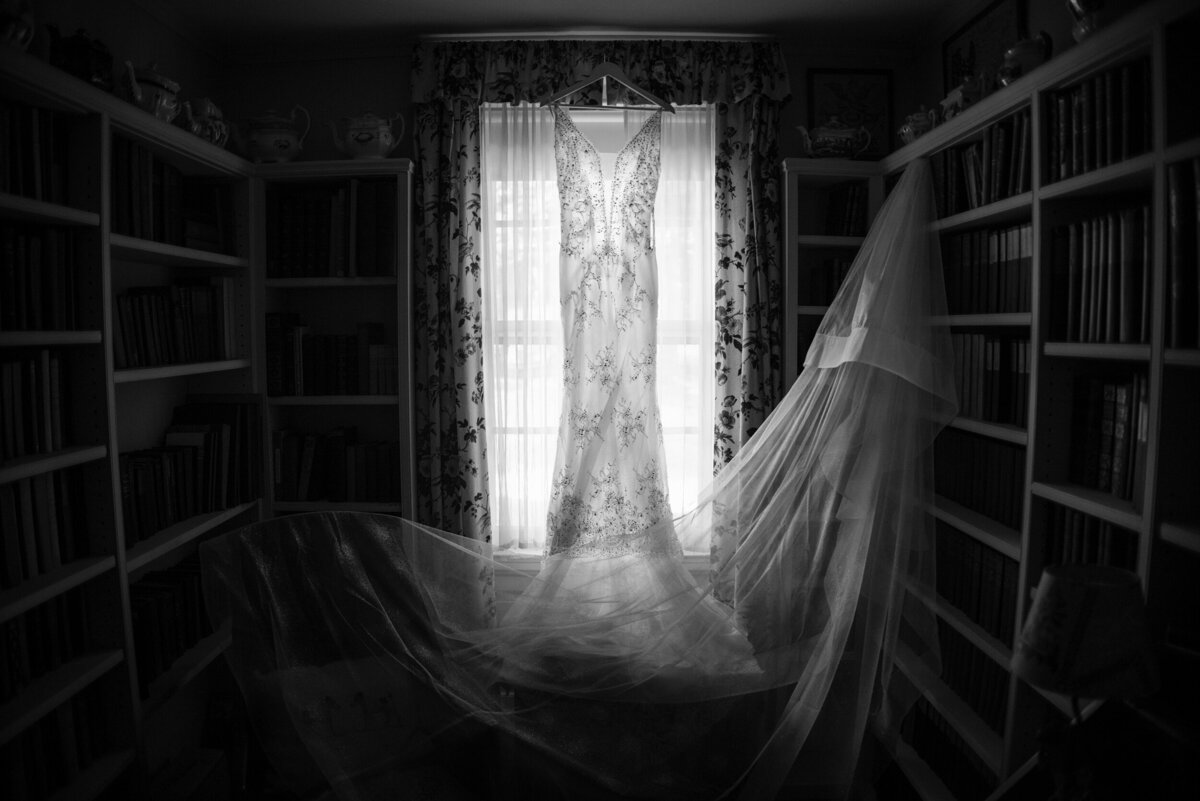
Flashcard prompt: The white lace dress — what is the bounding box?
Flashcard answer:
[544,105,676,560]
[486,107,758,693]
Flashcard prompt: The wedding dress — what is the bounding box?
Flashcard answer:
[200,158,957,801]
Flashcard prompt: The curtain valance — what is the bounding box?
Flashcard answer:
[411,39,791,108]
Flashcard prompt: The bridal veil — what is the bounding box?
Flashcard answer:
[200,158,956,800]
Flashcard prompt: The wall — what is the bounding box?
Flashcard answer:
[27,0,225,103]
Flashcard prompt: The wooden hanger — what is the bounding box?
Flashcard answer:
[541,62,675,113]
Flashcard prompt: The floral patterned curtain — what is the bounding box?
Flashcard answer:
[411,40,790,540]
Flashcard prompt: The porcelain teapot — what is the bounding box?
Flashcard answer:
[998,31,1053,86]
[898,106,939,145]
[123,61,181,123]
[798,117,871,159]
[182,97,230,148]
[239,105,311,163]
[328,112,404,159]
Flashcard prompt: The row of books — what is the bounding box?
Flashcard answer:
[0,223,83,332]
[821,180,869,237]
[111,136,235,252]
[1166,158,1200,349]
[1045,58,1152,183]
[113,279,236,369]
[1069,371,1148,505]
[0,349,67,461]
[936,108,1031,217]
[273,427,402,503]
[130,555,212,699]
[934,428,1025,531]
[934,520,1018,647]
[901,698,997,801]
[1043,504,1138,571]
[950,334,1029,428]
[0,589,90,704]
[936,617,1009,735]
[799,254,853,306]
[0,469,90,590]
[266,316,398,396]
[1048,204,1151,344]
[0,676,115,800]
[266,179,399,278]
[119,397,262,543]
[0,99,71,206]
[942,223,1032,315]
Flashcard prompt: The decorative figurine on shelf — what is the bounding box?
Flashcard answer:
[898,106,938,146]
[181,97,230,148]
[1066,0,1105,42]
[998,31,1053,86]
[797,117,871,159]
[939,74,983,122]
[45,27,114,92]
[237,105,311,163]
[328,112,405,159]
[0,0,34,51]
[122,61,181,123]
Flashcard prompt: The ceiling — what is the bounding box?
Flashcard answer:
[139,0,965,60]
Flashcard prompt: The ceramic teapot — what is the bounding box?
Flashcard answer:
[998,31,1053,86]
[798,117,871,159]
[182,97,230,148]
[123,61,181,123]
[328,112,405,159]
[240,105,311,163]
[898,106,939,145]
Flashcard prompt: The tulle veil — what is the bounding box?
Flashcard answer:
[200,158,956,800]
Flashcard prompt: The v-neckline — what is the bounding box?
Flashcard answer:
[553,105,662,250]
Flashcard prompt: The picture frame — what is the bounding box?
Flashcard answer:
[806,68,893,160]
[943,0,1026,96]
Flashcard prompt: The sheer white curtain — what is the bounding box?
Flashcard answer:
[481,103,715,552]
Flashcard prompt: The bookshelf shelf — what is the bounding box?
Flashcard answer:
[1038,151,1156,201]
[931,192,1032,233]
[265,276,399,289]
[895,641,1005,776]
[931,495,1021,560]
[795,234,864,248]
[1164,349,1200,368]
[906,578,1013,668]
[142,619,232,717]
[0,330,103,347]
[0,555,115,625]
[126,501,259,573]
[273,500,404,514]
[0,191,100,226]
[1161,521,1200,555]
[0,649,124,745]
[48,749,138,801]
[0,444,108,484]
[1042,342,1152,362]
[268,394,401,406]
[1163,136,1200,164]
[948,417,1028,446]
[1030,481,1142,532]
[113,358,252,384]
[935,313,1032,328]
[110,233,250,270]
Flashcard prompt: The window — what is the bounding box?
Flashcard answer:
[481,103,715,552]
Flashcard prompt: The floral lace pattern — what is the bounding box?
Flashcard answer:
[545,106,676,559]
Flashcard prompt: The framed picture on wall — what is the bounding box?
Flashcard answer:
[943,0,1025,95]
[806,69,893,160]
